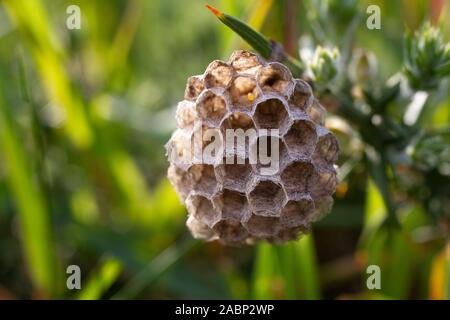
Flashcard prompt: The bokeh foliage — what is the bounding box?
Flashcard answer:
[0,0,449,300]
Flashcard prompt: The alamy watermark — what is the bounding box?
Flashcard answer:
[66,264,81,290]
[366,264,381,290]
[66,5,81,30]
[169,119,281,176]
[366,5,381,30]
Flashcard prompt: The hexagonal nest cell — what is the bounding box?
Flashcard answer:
[213,220,248,244]
[214,189,248,221]
[228,76,259,109]
[269,226,309,243]
[254,98,289,130]
[257,63,293,96]
[221,113,255,159]
[313,127,340,165]
[167,49,340,245]
[244,214,280,238]
[307,99,326,126]
[281,161,316,197]
[188,164,218,197]
[251,135,289,175]
[281,196,315,227]
[215,158,252,193]
[288,79,313,117]
[221,112,255,131]
[186,194,220,228]
[310,167,338,200]
[204,60,234,89]
[248,179,286,216]
[167,165,193,201]
[229,50,262,73]
[196,90,227,127]
[166,129,194,171]
[184,75,205,102]
[186,215,216,241]
[191,125,223,164]
[283,119,318,158]
[176,101,197,130]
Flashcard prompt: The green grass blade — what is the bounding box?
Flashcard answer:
[359,178,417,299]
[4,0,160,225]
[276,243,297,299]
[428,243,450,299]
[0,79,60,297]
[359,178,387,245]
[112,237,197,299]
[3,0,94,148]
[383,231,415,299]
[365,149,399,228]
[206,4,272,58]
[293,235,321,299]
[251,243,279,299]
[252,236,320,299]
[206,4,304,76]
[77,257,122,300]
[219,0,274,58]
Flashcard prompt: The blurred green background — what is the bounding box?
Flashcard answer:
[0,0,449,299]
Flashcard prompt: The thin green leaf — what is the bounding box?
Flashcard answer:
[4,0,161,225]
[206,4,272,58]
[251,243,280,299]
[292,235,321,299]
[0,78,60,297]
[77,257,122,300]
[219,0,274,57]
[383,231,415,299]
[112,237,197,299]
[365,148,400,228]
[252,236,321,299]
[206,4,304,76]
[276,244,297,299]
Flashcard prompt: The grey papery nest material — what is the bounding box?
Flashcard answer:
[166,50,339,245]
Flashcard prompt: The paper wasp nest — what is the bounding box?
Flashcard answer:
[166,50,339,245]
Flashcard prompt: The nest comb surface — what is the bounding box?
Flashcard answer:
[166,50,339,245]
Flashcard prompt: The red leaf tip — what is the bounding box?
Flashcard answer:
[205,4,223,17]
